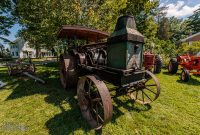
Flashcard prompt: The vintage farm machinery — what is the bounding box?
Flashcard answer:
[58,16,160,129]
[6,58,45,84]
[168,54,200,82]
[7,58,35,76]
[144,51,162,73]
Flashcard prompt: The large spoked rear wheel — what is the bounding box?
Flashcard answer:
[128,70,160,105]
[77,75,113,130]
[59,54,78,89]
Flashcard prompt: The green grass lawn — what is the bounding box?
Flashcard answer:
[0,63,200,135]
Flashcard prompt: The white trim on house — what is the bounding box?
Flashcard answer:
[181,32,200,42]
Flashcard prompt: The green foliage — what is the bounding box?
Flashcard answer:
[0,65,200,134]
[158,17,170,40]
[145,38,176,66]
[187,7,200,34]
[178,41,200,55]
[15,0,127,50]
[0,0,15,36]
[168,17,189,43]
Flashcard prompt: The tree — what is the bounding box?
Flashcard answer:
[158,17,170,40]
[0,0,15,41]
[187,7,200,34]
[178,41,200,55]
[15,0,126,54]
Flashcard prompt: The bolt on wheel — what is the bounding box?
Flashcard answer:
[128,70,160,105]
[77,75,113,130]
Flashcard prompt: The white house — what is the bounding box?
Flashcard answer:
[10,38,54,58]
[180,32,200,45]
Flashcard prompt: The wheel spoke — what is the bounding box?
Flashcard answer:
[144,78,151,83]
[142,90,153,101]
[92,98,101,102]
[145,87,157,95]
[135,91,138,100]
[145,84,157,87]
[142,91,144,103]
[92,108,104,123]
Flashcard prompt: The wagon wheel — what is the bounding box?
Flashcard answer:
[77,75,113,130]
[128,70,160,105]
[7,65,13,76]
[59,54,78,89]
[29,64,36,73]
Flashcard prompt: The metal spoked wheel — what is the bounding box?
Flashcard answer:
[77,75,113,130]
[128,70,160,105]
[29,64,36,73]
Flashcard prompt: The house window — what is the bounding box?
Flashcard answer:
[16,52,18,56]
[12,52,14,56]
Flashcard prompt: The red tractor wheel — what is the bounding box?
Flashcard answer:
[59,54,78,89]
[168,58,178,74]
[180,68,190,82]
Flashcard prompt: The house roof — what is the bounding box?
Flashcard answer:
[181,32,200,42]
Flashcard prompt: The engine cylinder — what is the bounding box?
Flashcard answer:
[107,15,145,70]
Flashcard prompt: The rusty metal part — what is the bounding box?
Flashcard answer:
[128,70,160,104]
[76,53,86,65]
[6,61,36,76]
[23,72,46,84]
[77,75,113,130]
[59,54,78,89]
[7,64,12,76]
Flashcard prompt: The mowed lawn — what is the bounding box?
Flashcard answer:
[0,63,200,135]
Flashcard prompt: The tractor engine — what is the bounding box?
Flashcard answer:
[78,16,144,70]
[107,15,144,70]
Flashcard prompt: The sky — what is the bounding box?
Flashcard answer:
[2,0,200,48]
[160,0,200,17]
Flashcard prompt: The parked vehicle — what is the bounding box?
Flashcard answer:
[168,54,200,82]
[144,51,162,73]
[58,16,160,130]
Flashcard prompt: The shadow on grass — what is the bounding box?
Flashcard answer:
[176,77,200,86]
[162,71,179,76]
[2,64,152,135]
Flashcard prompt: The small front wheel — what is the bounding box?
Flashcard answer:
[128,70,160,105]
[181,69,190,82]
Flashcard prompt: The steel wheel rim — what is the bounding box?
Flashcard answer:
[129,70,160,104]
[77,75,113,129]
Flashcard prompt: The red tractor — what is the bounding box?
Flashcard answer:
[168,54,200,82]
[144,51,162,73]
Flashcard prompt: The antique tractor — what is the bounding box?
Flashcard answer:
[58,16,160,130]
[144,51,162,73]
[168,54,200,82]
[6,58,35,76]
